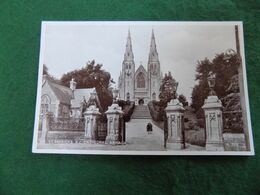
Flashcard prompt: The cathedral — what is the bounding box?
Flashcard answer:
[118,30,162,105]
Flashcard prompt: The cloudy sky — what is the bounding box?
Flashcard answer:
[41,22,241,102]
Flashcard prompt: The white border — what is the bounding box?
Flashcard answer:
[32,21,254,156]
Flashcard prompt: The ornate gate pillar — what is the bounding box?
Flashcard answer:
[39,112,52,144]
[105,103,123,144]
[165,99,185,150]
[84,105,101,141]
[202,96,224,151]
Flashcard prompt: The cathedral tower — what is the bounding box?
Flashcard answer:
[148,29,161,101]
[118,30,135,101]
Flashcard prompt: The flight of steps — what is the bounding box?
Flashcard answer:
[131,105,151,119]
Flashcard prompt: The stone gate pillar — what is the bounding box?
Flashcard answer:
[39,112,52,144]
[202,95,224,151]
[105,103,123,144]
[84,105,101,141]
[165,99,185,150]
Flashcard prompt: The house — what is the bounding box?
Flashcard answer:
[40,75,97,118]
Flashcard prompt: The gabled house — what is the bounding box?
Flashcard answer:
[40,75,97,118]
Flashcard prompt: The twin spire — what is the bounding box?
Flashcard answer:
[149,29,159,62]
[124,29,134,61]
[124,29,159,62]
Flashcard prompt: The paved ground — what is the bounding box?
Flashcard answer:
[124,119,165,150]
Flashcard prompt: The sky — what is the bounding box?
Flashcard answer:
[41,22,241,102]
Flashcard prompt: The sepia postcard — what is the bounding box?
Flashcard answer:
[32,21,254,155]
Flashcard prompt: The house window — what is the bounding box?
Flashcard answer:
[137,72,145,88]
[41,95,51,114]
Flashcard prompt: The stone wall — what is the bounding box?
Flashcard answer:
[223,133,247,151]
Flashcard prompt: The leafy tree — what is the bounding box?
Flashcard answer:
[178,94,188,106]
[42,64,60,83]
[159,72,178,105]
[60,60,114,111]
[191,52,240,118]
[43,64,49,75]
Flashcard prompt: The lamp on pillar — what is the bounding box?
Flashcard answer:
[172,81,178,99]
[164,80,185,150]
[112,88,119,104]
[202,72,224,151]
[105,87,123,145]
[207,71,216,96]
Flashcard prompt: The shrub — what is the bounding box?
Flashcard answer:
[148,101,166,122]
[118,100,135,122]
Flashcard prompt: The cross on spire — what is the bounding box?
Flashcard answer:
[124,29,134,61]
[149,29,159,62]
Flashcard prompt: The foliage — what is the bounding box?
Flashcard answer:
[159,72,178,104]
[191,53,239,116]
[118,100,135,122]
[43,64,60,83]
[148,101,166,122]
[60,60,114,112]
[43,64,48,75]
[178,94,188,106]
[184,129,206,147]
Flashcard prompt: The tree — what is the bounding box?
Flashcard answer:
[43,64,49,75]
[159,72,178,105]
[178,94,188,106]
[60,60,114,112]
[191,52,240,118]
[42,64,60,83]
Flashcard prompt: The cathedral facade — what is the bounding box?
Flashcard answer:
[118,30,162,105]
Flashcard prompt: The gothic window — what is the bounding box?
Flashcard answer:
[129,64,131,69]
[152,92,156,100]
[137,72,145,88]
[41,95,51,114]
[126,92,130,101]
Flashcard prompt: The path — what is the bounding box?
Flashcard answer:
[124,105,165,151]
[125,119,165,150]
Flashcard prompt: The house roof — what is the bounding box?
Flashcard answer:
[71,88,95,108]
[42,75,97,108]
[47,80,73,105]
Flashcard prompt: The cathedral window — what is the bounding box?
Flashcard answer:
[152,92,156,100]
[129,64,131,69]
[137,72,145,88]
[126,92,130,101]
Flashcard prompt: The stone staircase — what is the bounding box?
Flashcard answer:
[131,105,151,119]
